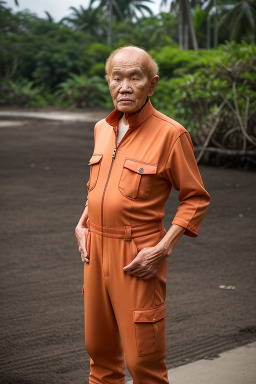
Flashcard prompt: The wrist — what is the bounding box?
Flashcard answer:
[75,223,87,233]
[155,241,172,259]
[156,224,186,258]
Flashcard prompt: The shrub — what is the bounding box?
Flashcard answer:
[57,74,111,108]
[150,46,220,78]
[0,78,47,107]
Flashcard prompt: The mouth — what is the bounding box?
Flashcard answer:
[118,98,134,104]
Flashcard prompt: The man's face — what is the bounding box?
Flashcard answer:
[108,49,158,114]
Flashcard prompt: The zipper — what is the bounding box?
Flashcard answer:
[100,125,131,229]
[102,146,117,202]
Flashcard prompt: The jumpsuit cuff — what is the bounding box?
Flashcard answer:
[172,218,198,238]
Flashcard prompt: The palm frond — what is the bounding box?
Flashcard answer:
[243,1,256,28]
[45,11,54,22]
[136,4,153,16]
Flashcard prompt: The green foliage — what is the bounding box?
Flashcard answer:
[152,41,256,164]
[0,78,47,107]
[89,63,106,77]
[0,2,255,165]
[62,5,107,40]
[57,74,111,108]
[218,0,256,43]
[150,46,220,77]
[115,15,178,50]
[87,43,113,64]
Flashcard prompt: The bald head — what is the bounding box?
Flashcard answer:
[105,46,158,81]
[106,45,159,113]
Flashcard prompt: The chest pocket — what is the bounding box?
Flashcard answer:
[87,154,103,191]
[118,158,157,200]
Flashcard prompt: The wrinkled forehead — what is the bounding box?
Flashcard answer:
[110,50,148,76]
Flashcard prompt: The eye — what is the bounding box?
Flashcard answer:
[132,77,139,81]
[114,77,120,81]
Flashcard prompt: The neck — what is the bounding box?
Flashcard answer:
[122,113,129,125]
[123,97,149,121]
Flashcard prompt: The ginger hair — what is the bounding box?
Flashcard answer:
[105,45,159,81]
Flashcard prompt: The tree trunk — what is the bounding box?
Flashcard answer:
[183,0,198,50]
[107,0,113,45]
[207,14,211,49]
[179,10,183,49]
[184,24,189,49]
[213,0,218,48]
[179,0,198,51]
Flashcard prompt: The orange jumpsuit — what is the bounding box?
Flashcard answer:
[83,100,210,384]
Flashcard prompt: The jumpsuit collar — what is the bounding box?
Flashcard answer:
[105,99,155,132]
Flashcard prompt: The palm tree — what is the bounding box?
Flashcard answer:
[161,0,198,50]
[205,0,256,46]
[203,0,218,48]
[90,0,154,45]
[218,0,256,42]
[90,0,153,20]
[61,5,106,38]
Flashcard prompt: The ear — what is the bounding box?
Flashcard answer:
[105,74,110,86]
[148,75,159,96]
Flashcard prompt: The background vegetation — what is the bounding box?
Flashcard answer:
[0,0,256,166]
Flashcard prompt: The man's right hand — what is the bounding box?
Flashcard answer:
[75,224,89,263]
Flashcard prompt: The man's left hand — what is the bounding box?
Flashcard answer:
[123,245,168,280]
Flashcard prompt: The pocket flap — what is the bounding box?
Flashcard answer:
[124,159,157,175]
[133,303,166,323]
[88,154,103,165]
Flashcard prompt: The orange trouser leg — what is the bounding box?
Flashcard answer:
[84,232,125,384]
[84,228,169,384]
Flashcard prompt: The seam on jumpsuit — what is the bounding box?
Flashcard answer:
[129,195,135,235]
[153,275,156,307]
[187,195,202,228]
[184,195,202,232]
[163,131,187,190]
[152,112,182,132]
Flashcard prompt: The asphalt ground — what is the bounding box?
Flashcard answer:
[0,117,255,384]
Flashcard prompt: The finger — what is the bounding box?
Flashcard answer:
[79,246,87,255]
[124,265,141,274]
[140,273,155,280]
[123,259,140,272]
[127,264,140,272]
[80,251,89,262]
[126,266,145,276]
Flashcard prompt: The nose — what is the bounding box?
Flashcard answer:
[119,78,132,93]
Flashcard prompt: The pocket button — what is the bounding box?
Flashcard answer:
[138,167,144,173]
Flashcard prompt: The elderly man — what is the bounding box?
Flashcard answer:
[75,46,210,384]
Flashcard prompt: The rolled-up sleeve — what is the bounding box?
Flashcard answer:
[165,131,210,237]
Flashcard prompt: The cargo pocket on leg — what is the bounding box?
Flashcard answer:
[133,302,166,357]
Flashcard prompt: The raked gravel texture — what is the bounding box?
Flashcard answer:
[0,117,255,384]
